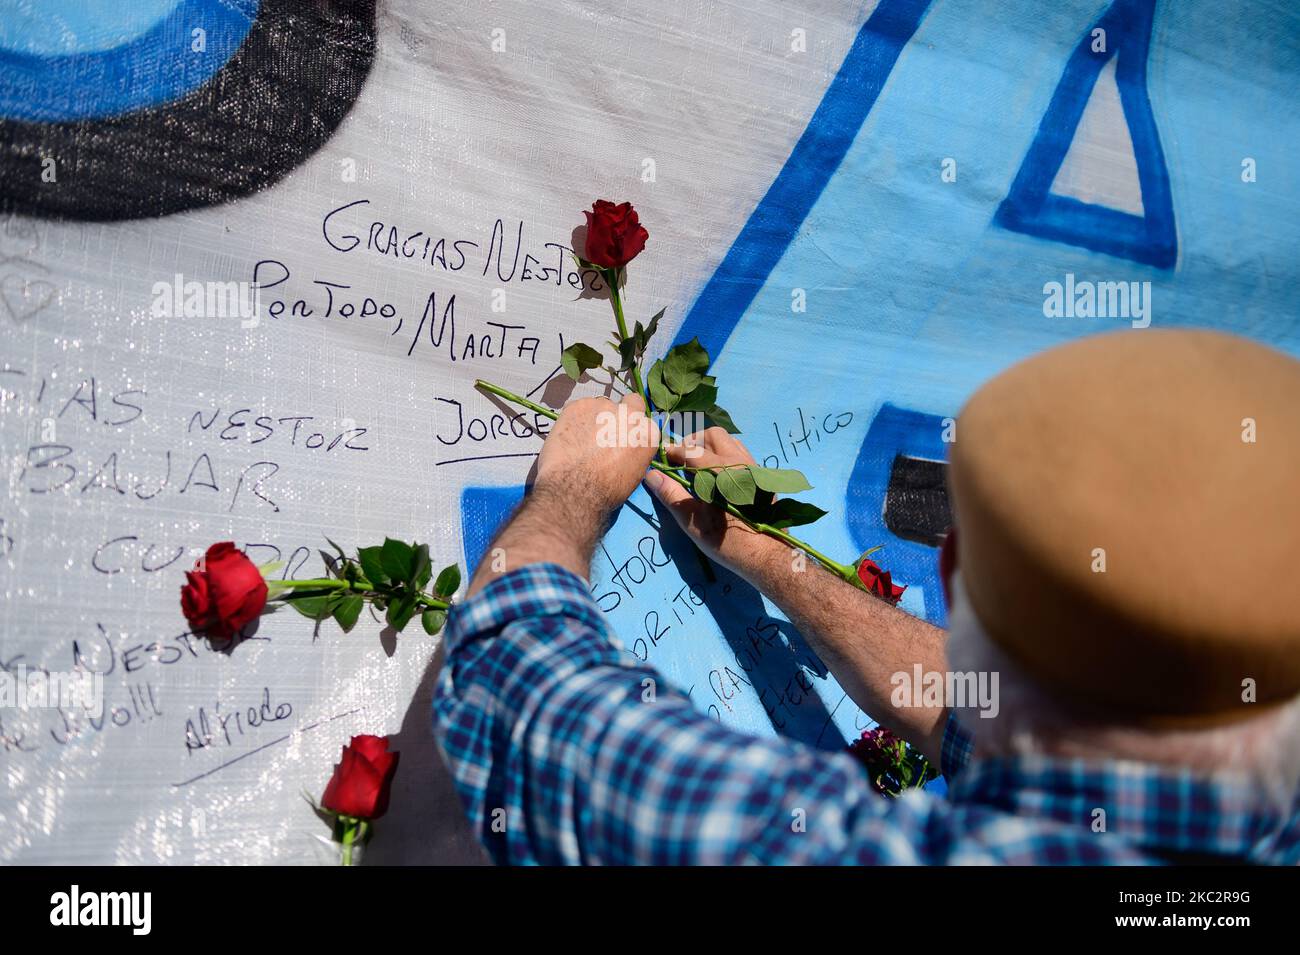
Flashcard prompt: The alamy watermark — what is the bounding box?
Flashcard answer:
[1043,273,1151,328]
[595,404,707,457]
[890,664,999,719]
[50,885,150,935]
[0,664,104,718]
[151,273,262,327]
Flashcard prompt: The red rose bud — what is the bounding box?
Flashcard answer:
[583,200,649,269]
[856,558,906,606]
[848,727,901,763]
[847,727,908,795]
[321,735,400,820]
[179,542,269,640]
[848,726,933,796]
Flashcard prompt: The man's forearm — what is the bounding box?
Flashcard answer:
[468,478,950,763]
[467,485,603,598]
[744,541,950,764]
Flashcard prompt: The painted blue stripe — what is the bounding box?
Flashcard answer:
[673,0,934,358]
[0,2,179,56]
[845,403,950,626]
[0,0,258,122]
[461,484,527,574]
[993,0,1176,268]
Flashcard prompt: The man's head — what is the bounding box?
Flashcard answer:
[940,330,1300,792]
[945,567,1300,807]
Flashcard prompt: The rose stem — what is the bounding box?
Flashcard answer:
[341,818,357,866]
[274,579,450,611]
[606,268,647,401]
[606,268,671,468]
[473,379,554,419]
[472,380,857,583]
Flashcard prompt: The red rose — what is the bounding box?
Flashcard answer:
[847,727,931,796]
[856,558,906,606]
[180,541,268,640]
[582,200,648,269]
[848,727,903,765]
[321,735,400,820]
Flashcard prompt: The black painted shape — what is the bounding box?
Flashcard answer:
[882,454,951,547]
[0,0,376,222]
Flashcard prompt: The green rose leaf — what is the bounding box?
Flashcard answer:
[622,310,665,372]
[704,404,741,434]
[380,538,415,582]
[333,595,364,633]
[693,469,717,503]
[617,335,638,372]
[561,342,604,381]
[421,608,448,635]
[714,466,757,506]
[357,546,388,586]
[288,594,332,619]
[643,308,664,340]
[662,338,710,394]
[673,383,719,413]
[756,498,827,529]
[750,466,813,494]
[412,543,432,588]
[647,360,679,412]
[434,563,461,599]
[386,593,418,632]
[317,549,340,578]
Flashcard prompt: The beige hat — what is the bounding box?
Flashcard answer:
[948,329,1300,725]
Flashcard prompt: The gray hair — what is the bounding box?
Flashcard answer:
[943,570,1300,810]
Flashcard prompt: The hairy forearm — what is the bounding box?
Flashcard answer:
[467,484,604,597]
[744,542,949,764]
[467,477,950,763]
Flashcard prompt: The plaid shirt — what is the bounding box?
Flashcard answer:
[433,564,1298,865]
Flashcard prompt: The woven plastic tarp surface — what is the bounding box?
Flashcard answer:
[0,0,1296,862]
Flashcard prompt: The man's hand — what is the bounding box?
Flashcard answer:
[467,393,657,595]
[643,427,785,585]
[647,426,950,765]
[535,393,659,518]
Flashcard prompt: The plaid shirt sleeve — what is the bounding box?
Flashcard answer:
[432,562,927,865]
[940,710,974,781]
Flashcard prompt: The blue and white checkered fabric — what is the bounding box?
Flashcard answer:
[433,564,1298,865]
